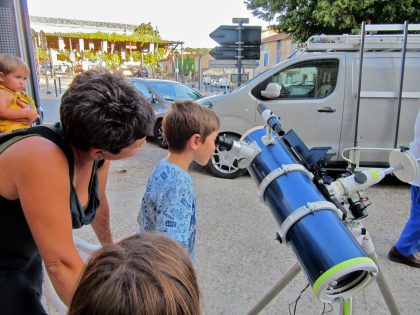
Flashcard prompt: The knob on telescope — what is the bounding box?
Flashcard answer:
[257,103,285,136]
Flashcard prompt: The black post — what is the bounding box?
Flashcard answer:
[237,21,243,88]
[53,78,57,97]
[58,77,62,94]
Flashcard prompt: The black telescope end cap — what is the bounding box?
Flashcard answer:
[216,134,234,151]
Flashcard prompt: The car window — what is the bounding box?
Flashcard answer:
[132,81,153,99]
[148,82,202,101]
[252,59,339,100]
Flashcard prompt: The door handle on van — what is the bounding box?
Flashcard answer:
[317,107,336,113]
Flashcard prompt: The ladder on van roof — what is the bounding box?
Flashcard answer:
[308,22,420,171]
[306,24,420,52]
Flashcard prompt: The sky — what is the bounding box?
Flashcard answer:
[27,0,271,48]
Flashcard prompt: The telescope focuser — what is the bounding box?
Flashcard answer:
[215,134,261,169]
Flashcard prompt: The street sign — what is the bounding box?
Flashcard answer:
[232,18,249,24]
[209,46,260,60]
[210,25,262,46]
[208,60,259,69]
[231,73,249,83]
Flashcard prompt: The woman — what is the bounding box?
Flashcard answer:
[0,70,154,314]
[69,232,201,315]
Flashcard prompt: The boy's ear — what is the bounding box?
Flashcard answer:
[187,134,201,150]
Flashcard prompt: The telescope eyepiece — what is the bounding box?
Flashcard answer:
[216,134,234,151]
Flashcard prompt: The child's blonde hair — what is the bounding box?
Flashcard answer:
[0,54,29,75]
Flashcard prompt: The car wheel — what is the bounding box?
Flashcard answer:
[206,133,248,179]
[154,119,168,149]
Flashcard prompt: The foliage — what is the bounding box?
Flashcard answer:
[52,31,164,44]
[245,0,420,42]
[37,47,50,64]
[102,52,122,69]
[185,48,211,54]
[173,57,196,75]
[83,50,100,62]
[133,22,160,38]
[56,50,71,62]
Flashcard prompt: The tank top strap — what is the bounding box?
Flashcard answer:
[0,123,74,180]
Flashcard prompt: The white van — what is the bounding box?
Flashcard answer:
[198,24,420,178]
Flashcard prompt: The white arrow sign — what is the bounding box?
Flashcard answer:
[208,60,259,69]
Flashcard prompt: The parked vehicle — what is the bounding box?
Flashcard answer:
[198,23,420,179]
[210,79,219,87]
[128,78,204,148]
[218,77,231,88]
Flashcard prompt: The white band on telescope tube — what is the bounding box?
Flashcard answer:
[277,201,343,243]
[258,164,314,201]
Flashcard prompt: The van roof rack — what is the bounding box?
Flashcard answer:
[306,24,420,51]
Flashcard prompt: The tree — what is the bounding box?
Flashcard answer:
[245,0,420,42]
[133,22,160,38]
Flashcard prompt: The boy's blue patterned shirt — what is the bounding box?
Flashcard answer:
[137,159,196,260]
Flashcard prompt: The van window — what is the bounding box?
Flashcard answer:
[253,59,339,99]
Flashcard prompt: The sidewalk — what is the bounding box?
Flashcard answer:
[37,75,72,100]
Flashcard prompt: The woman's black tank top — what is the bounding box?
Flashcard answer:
[0,124,102,314]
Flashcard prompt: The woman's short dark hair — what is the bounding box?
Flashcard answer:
[60,70,154,154]
[69,232,201,315]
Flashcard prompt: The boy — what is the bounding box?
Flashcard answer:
[0,54,38,133]
[137,100,220,260]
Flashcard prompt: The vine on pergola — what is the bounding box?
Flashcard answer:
[52,31,165,44]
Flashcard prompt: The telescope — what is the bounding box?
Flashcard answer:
[216,103,419,308]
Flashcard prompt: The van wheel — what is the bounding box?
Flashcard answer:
[206,133,247,179]
[154,119,168,149]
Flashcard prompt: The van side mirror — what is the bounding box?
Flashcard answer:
[261,83,281,98]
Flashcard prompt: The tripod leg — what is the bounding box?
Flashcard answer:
[369,252,401,315]
[247,262,301,315]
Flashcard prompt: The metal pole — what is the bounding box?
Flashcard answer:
[198,54,202,90]
[353,21,366,147]
[369,253,401,315]
[394,21,409,148]
[53,78,57,97]
[237,21,243,88]
[247,262,301,315]
[181,44,184,83]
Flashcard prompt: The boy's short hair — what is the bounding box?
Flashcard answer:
[0,54,29,75]
[163,100,219,152]
[60,69,154,154]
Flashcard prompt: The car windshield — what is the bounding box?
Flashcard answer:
[148,81,202,101]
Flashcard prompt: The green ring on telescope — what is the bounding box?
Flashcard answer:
[312,257,375,295]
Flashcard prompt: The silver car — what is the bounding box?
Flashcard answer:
[129,78,203,148]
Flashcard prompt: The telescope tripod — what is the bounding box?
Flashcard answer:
[247,220,401,315]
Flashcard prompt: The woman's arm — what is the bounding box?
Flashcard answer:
[13,137,84,306]
[91,160,113,245]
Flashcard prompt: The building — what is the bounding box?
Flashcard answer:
[29,16,183,77]
[255,28,296,74]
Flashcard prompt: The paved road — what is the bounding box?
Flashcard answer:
[69,144,419,315]
[37,80,420,315]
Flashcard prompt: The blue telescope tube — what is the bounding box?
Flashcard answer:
[242,127,377,302]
